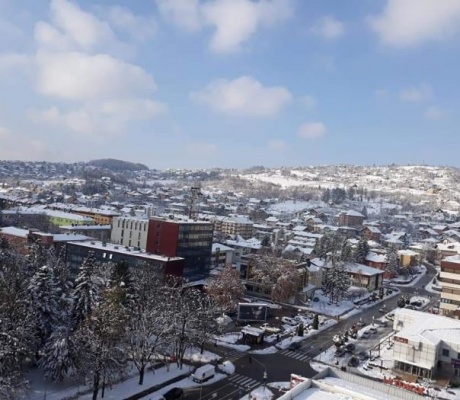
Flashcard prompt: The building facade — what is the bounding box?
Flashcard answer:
[439,254,460,319]
[146,217,213,281]
[111,216,149,249]
[66,241,184,277]
[392,308,460,381]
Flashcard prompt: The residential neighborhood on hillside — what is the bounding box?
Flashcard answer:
[1,160,460,400]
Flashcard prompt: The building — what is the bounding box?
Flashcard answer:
[59,224,111,243]
[146,216,213,281]
[392,308,460,381]
[0,226,91,254]
[361,226,381,242]
[439,254,460,318]
[338,210,365,227]
[213,215,254,239]
[211,243,234,269]
[321,261,384,291]
[111,216,149,249]
[66,240,184,277]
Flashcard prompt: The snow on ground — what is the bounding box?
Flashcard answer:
[276,319,338,350]
[250,346,278,355]
[425,275,442,294]
[214,332,251,351]
[390,265,426,287]
[268,381,290,391]
[293,387,351,400]
[141,373,227,400]
[241,385,274,400]
[309,362,330,374]
[218,360,235,375]
[183,347,221,363]
[76,364,188,400]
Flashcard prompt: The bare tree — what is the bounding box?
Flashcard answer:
[206,264,245,312]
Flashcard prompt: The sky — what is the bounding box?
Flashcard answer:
[0,0,459,169]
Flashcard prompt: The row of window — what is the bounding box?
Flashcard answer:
[117,219,148,231]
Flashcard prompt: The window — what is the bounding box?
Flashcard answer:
[442,349,450,357]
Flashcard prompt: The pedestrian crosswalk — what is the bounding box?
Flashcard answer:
[279,349,311,362]
[225,349,246,362]
[228,373,260,390]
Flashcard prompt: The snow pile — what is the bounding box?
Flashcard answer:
[250,346,278,355]
[241,385,274,400]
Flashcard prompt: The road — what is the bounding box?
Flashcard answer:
[183,264,439,400]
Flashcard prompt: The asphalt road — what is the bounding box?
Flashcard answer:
[184,264,439,400]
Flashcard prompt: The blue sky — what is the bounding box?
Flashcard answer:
[0,0,459,169]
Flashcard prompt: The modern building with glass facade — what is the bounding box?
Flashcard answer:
[146,217,213,281]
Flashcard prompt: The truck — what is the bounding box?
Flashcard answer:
[191,364,215,383]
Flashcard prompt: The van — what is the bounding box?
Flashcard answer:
[191,364,215,383]
[281,317,297,326]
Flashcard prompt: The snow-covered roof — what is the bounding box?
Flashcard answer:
[443,254,460,264]
[0,226,29,237]
[366,251,386,263]
[394,308,460,347]
[345,210,364,217]
[212,243,234,252]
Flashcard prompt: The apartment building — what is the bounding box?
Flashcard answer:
[439,254,460,319]
[213,215,254,239]
[146,216,213,281]
[111,216,149,249]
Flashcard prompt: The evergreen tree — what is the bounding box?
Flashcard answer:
[361,206,368,219]
[39,327,79,382]
[354,238,369,264]
[323,262,351,304]
[321,189,331,203]
[27,265,61,346]
[386,245,399,277]
[312,314,319,330]
[108,261,136,308]
[340,240,353,263]
[71,253,101,328]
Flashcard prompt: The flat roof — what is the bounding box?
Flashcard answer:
[68,241,184,262]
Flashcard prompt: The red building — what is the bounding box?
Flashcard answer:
[146,217,213,281]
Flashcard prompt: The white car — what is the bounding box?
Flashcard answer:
[361,330,370,339]
[260,323,281,334]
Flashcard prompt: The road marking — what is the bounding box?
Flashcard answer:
[228,373,260,390]
[279,349,311,362]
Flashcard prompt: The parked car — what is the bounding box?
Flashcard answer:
[294,315,310,325]
[357,319,365,327]
[160,387,185,400]
[334,347,346,357]
[345,343,355,353]
[379,306,387,313]
[361,330,370,339]
[281,316,298,326]
[385,313,395,321]
[348,357,359,367]
[376,319,388,327]
[358,351,369,360]
[260,323,281,334]
[369,327,378,334]
[288,342,301,351]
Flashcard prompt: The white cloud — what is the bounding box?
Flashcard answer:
[399,84,431,102]
[268,139,287,150]
[369,0,460,47]
[375,89,389,98]
[106,6,156,42]
[36,51,156,101]
[40,0,116,52]
[191,76,292,116]
[157,0,293,53]
[31,99,165,135]
[156,0,202,33]
[297,122,327,139]
[310,16,345,39]
[425,106,446,120]
[28,0,165,138]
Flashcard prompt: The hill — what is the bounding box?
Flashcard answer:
[87,158,149,172]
